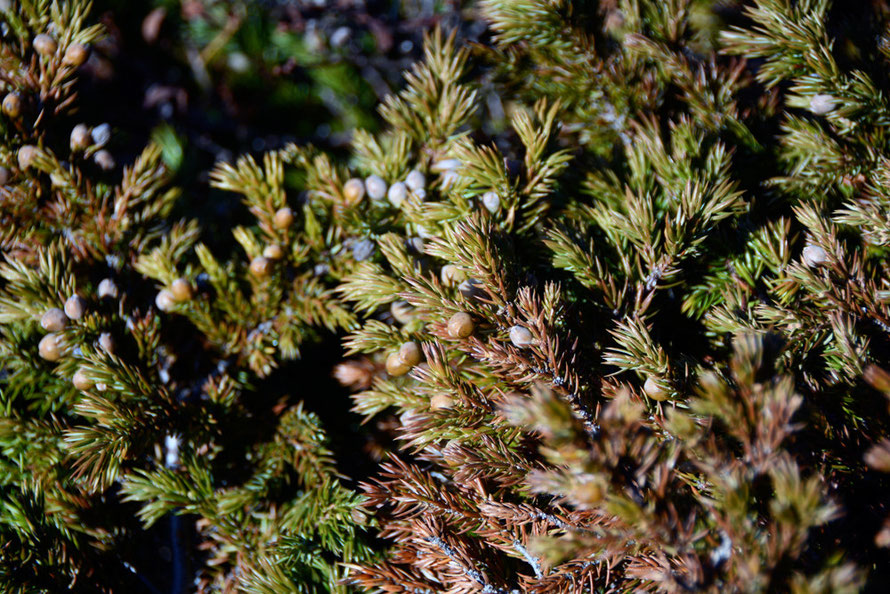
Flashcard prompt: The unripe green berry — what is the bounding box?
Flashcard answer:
[416,226,436,240]
[48,171,65,189]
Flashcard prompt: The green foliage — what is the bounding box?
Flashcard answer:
[3,0,890,592]
[0,1,374,591]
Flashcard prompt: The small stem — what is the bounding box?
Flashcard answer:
[512,540,545,578]
[425,535,513,594]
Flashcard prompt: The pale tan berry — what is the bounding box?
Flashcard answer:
[70,124,92,151]
[72,368,94,391]
[250,256,271,277]
[170,278,192,302]
[64,295,86,320]
[802,245,829,268]
[405,169,425,191]
[365,175,387,200]
[432,158,461,172]
[387,182,407,207]
[482,191,500,213]
[263,244,284,260]
[574,479,605,505]
[350,507,368,524]
[97,278,119,299]
[98,332,115,354]
[94,149,115,171]
[398,341,422,367]
[343,178,365,205]
[2,93,22,118]
[809,94,836,115]
[62,43,90,67]
[390,301,415,325]
[273,207,294,229]
[333,359,375,390]
[440,264,465,287]
[440,169,460,189]
[155,289,176,312]
[40,308,68,332]
[49,171,67,189]
[643,376,669,401]
[91,124,110,147]
[430,393,454,410]
[509,325,534,347]
[17,145,40,170]
[447,312,474,339]
[458,278,484,301]
[385,352,412,377]
[604,10,625,33]
[38,333,62,361]
[33,34,58,57]
[352,239,375,261]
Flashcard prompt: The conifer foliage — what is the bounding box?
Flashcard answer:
[2,0,890,592]
[0,1,372,591]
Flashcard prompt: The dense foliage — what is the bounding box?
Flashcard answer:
[2,0,890,592]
